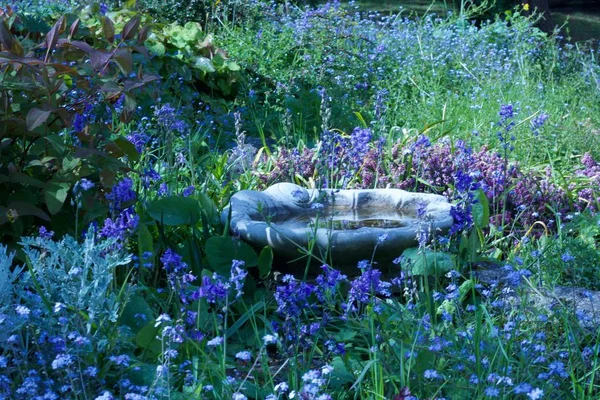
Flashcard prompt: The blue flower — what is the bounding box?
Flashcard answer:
[106,178,136,211]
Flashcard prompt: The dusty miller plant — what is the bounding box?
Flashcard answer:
[19,232,132,333]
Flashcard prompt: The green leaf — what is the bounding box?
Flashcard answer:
[196,192,219,226]
[61,156,80,171]
[44,181,70,215]
[472,189,490,229]
[26,108,51,131]
[126,362,157,388]
[205,236,257,275]
[10,172,45,188]
[145,39,165,56]
[191,56,215,73]
[114,136,140,161]
[257,246,272,278]
[147,196,200,226]
[8,201,50,221]
[401,248,454,276]
[120,294,154,334]
[225,301,264,339]
[137,222,153,257]
[329,357,355,389]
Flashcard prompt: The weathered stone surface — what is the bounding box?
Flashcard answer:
[222,183,453,267]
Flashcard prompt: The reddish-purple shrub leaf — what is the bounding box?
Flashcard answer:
[137,26,151,45]
[26,108,52,132]
[113,48,133,74]
[90,49,113,71]
[121,15,141,41]
[102,16,115,44]
[45,15,66,63]
[69,18,80,39]
[0,20,14,52]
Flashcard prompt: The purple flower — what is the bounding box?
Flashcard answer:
[531,113,549,136]
[161,249,187,275]
[182,186,195,197]
[230,260,248,298]
[73,113,87,133]
[106,178,136,211]
[75,178,95,192]
[99,207,139,242]
[561,252,574,263]
[126,132,150,153]
[109,355,130,367]
[99,2,109,15]
[39,226,54,239]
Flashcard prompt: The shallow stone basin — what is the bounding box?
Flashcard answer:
[222,183,454,267]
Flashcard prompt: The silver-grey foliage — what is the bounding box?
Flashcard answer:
[19,232,131,333]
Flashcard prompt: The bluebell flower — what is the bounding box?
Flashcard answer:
[182,185,195,197]
[106,178,136,211]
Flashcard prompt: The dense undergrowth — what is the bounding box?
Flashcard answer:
[1,0,600,399]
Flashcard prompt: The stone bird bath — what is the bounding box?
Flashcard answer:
[222,183,454,267]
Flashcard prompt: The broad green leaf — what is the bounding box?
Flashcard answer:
[147,196,200,226]
[26,108,51,131]
[137,222,153,257]
[205,236,257,275]
[145,39,165,56]
[257,246,273,278]
[329,357,355,389]
[7,202,50,221]
[120,294,154,334]
[114,136,140,161]
[126,362,157,388]
[44,181,70,215]
[472,189,490,229]
[10,172,45,188]
[192,56,215,73]
[401,247,454,276]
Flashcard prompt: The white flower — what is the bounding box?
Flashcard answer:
[527,388,544,400]
[262,334,278,345]
[274,382,289,393]
[154,314,171,327]
[321,364,334,375]
[235,351,252,361]
[207,336,224,347]
[232,393,247,400]
[15,305,30,317]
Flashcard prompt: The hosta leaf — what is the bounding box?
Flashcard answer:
[147,196,200,226]
[205,236,257,275]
